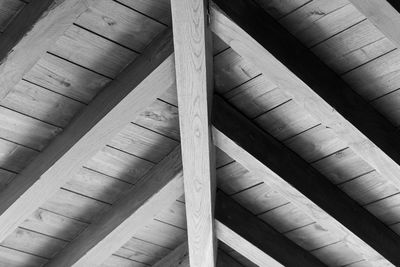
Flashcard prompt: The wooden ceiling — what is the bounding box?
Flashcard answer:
[0,0,400,266]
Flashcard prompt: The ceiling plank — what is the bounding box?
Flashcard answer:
[0,29,174,243]
[210,1,400,218]
[348,0,400,48]
[47,146,183,266]
[212,95,400,265]
[215,191,324,267]
[153,241,189,267]
[0,0,91,99]
[171,0,217,266]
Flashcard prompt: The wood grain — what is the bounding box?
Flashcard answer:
[212,95,396,265]
[210,0,400,245]
[47,146,183,266]
[215,191,324,266]
[0,29,174,244]
[171,0,217,266]
[0,0,91,99]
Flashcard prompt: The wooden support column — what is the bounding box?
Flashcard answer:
[171,0,217,266]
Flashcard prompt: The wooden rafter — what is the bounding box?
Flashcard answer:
[348,0,400,47]
[215,191,324,267]
[0,29,174,243]
[171,0,217,266]
[152,192,322,267]
[0,0,91,99]
[210,0,400,205]
[212,95,400,265]
[47,146,183,266]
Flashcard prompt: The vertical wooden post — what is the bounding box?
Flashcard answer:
[171,0,217,266]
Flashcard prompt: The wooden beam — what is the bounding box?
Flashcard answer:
[153,191,322,267]
[210,1,400,217]
[212,95,400,265]
[215,222,281,267]
[0,29,174,243]
[152,242,243,267]
[48,146,183,266]
[171,0,217,266]
[0,0,91,99]
[215,191,323,267]
[348,0,400,48]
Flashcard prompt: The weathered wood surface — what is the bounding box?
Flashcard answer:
[349,0,400,48]
[0,29,174,244]
[0,0,91,99]
[171,0,217,266]
[212,95,396,265]
[47,146,183,266]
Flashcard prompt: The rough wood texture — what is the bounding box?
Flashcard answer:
[0,29,174,243]
[212,1,400,249]
[212,95,399,265]
[215,192,324,267]
[47,146,183,266]
[171,0,217,266]
[349,0,400,48]
[210,0,400,241]
[0,0,91,99]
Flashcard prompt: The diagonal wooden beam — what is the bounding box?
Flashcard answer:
[212,95,400,265]
[0,29,174,243]
[171,0,217,266]
[153,191,323,267]
[47,146,183,266]
[215,222,282,267]
[348,0,400,48]
[0,0,91,99]
[210,1,400,210]
[215,191,324,267]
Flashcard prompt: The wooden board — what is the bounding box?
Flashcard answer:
[0,29,174,244]
[75,0,167,52]
[24,53,111,103]
[279,0,364,47]
[47,146,184,266]
[49,25,138,78]
[0,0,90,99]
[171,0,217,265]
[212,95,393,265]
